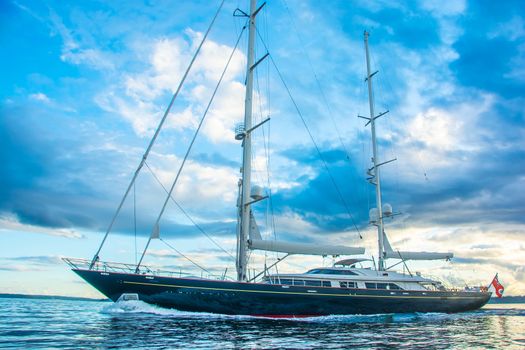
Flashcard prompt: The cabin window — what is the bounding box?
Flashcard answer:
[305,280,322,287]
[293,279,305,286]
[388,283,401,290]
[364,282,402,290]
[308,269,357,275]
[322,281,331,287]
[340,281,357,289]
[278,279,293,285]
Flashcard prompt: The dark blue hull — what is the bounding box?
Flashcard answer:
[74,269,490,316]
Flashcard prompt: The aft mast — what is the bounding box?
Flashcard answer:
[361,32,453,268]
[237,0,257,281]
[364,31,386,271]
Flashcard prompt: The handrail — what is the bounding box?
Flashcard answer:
[63,258,230,281]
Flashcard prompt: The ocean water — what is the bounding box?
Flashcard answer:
[0,298,524,349]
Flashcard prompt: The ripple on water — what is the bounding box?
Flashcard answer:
[1,298,524,349]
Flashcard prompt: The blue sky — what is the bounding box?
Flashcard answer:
[1,0,524,297]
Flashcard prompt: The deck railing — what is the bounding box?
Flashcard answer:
[62,257,230,281]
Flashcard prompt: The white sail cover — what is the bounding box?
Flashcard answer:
[151,223,160,239]
[248,239,365,256]
[384,250,453,260]
[249,211,262,240]
[383,231,453,260]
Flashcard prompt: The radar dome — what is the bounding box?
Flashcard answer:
[250,185,264,200]
[234,123,245,140]
[369,208,379,223]
[382,203,393,217]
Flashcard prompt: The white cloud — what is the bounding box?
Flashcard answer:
[61,48,115,70]
[419,0,466,17]
[0,214,84,239]
[48,10,114,70]
[272,210,319,237]
[396,94,494,173]
[28,91,77,112]
[506,42,525,82]
[201,81,246,143]
[374,222,525,293]
[95,29,248,142]
[143,152,239,212]
[29,92,51,103]
[94,91,162,137]
[0,265,45,272]
[408,108,463,152]
[9,1,523,296]
[488,16,525,42]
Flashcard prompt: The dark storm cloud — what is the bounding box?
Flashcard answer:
[1,0,523,244]
[0,103,122,231]
[269,117,524,234]
[392,103,525,226]
[0,102,238,239]
[272,145,370,234]
[0,105,49,202]
[397,157,525,226]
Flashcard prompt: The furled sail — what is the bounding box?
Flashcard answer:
[248,239,365,256]
[247,214,364,256]
[384,251,453,260]
[383,231,453,260]
[249,211,262,240]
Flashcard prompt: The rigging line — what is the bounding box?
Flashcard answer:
[136,26,246,271]
[134,182,137,265]
[252,66,268,190]
[90,0,226,267]
[257,39,362,239]
[262,96,277,240]
[278,5,368,232]
[374,54,429,183]
[253,28,359,239]
[144,161,235,260]
[254,69,269,178]
[251,36,275,243]
[369,51,399,190]
[252,49,275,239]
[270,53,362,238]
[281,0,353,164]
[263,78,275,240]
[250,14,272,199]
[160,238,211,275]
[151,24,245,228]
[261,116,277,241]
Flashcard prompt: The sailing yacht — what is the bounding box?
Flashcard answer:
[65,0,491,316]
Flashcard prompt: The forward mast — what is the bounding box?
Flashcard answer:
[237,0,258,281]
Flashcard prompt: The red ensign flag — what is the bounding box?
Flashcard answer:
[490,274,504,298]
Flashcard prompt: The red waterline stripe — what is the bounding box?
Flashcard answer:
[252,314,323,319]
